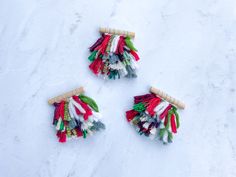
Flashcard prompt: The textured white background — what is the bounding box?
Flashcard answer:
[0,0,236,177]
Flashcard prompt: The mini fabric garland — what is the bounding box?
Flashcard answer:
[52,94,105,143]
[88,33,140,79]
[126,93,180,144]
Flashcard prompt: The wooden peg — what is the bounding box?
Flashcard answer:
[150,87,185,109]
[48,87,85,105]
[99,27,135,38]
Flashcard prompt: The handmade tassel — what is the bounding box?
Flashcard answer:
[88,28,140,80]
[126,89,183,144]
[49,88,105,143]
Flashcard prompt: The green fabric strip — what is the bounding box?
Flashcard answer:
[64,103,71,121]
[88,51,97,61]
[79,94,99,112]
[125,36,137,51]
[83,130,87,138]
[172,107,180,128]
[59,120,64,131]
[133,103,146,112]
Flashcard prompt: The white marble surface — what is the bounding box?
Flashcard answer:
[0,0,236,177]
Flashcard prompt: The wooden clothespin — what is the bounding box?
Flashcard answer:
[48,87,85,105]
[150,86,185,109]
[99,27,135,38]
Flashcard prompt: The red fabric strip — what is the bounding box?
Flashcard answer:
[115,36,125,54]
[171,114,177,133]
[60,101,65,120]
[126,109,139,122]
[130,50,140,61]
[76,128,83,137]
[57,131,66,143]
[89,35,105,52]
[72,96,92,121]
[146,97,161,117]
[160,104,172,120]
[54,104,61,120]
[89,57,103,75]
[134,94,156,104]
[94,35,111,55]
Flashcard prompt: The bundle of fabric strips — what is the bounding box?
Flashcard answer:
[88,33,140,79]
[52,94,105,143]
[126,93,180,144]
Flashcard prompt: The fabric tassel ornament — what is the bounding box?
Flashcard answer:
[125,87,185,144]
[88,27,140,80]
[48,87,105,143]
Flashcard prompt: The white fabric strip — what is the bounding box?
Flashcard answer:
[154,101,169,116]
[162,131,168,143]
[110,35,120,53]
[70,97,86,114]
[143,122,150,129]
[109,35,116,53]
[129,55,138,70]
[69,98,82,121]
[56,118,62,130]
[109,60,124,70]
[68,100,75,118]
[150,127,157,135]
